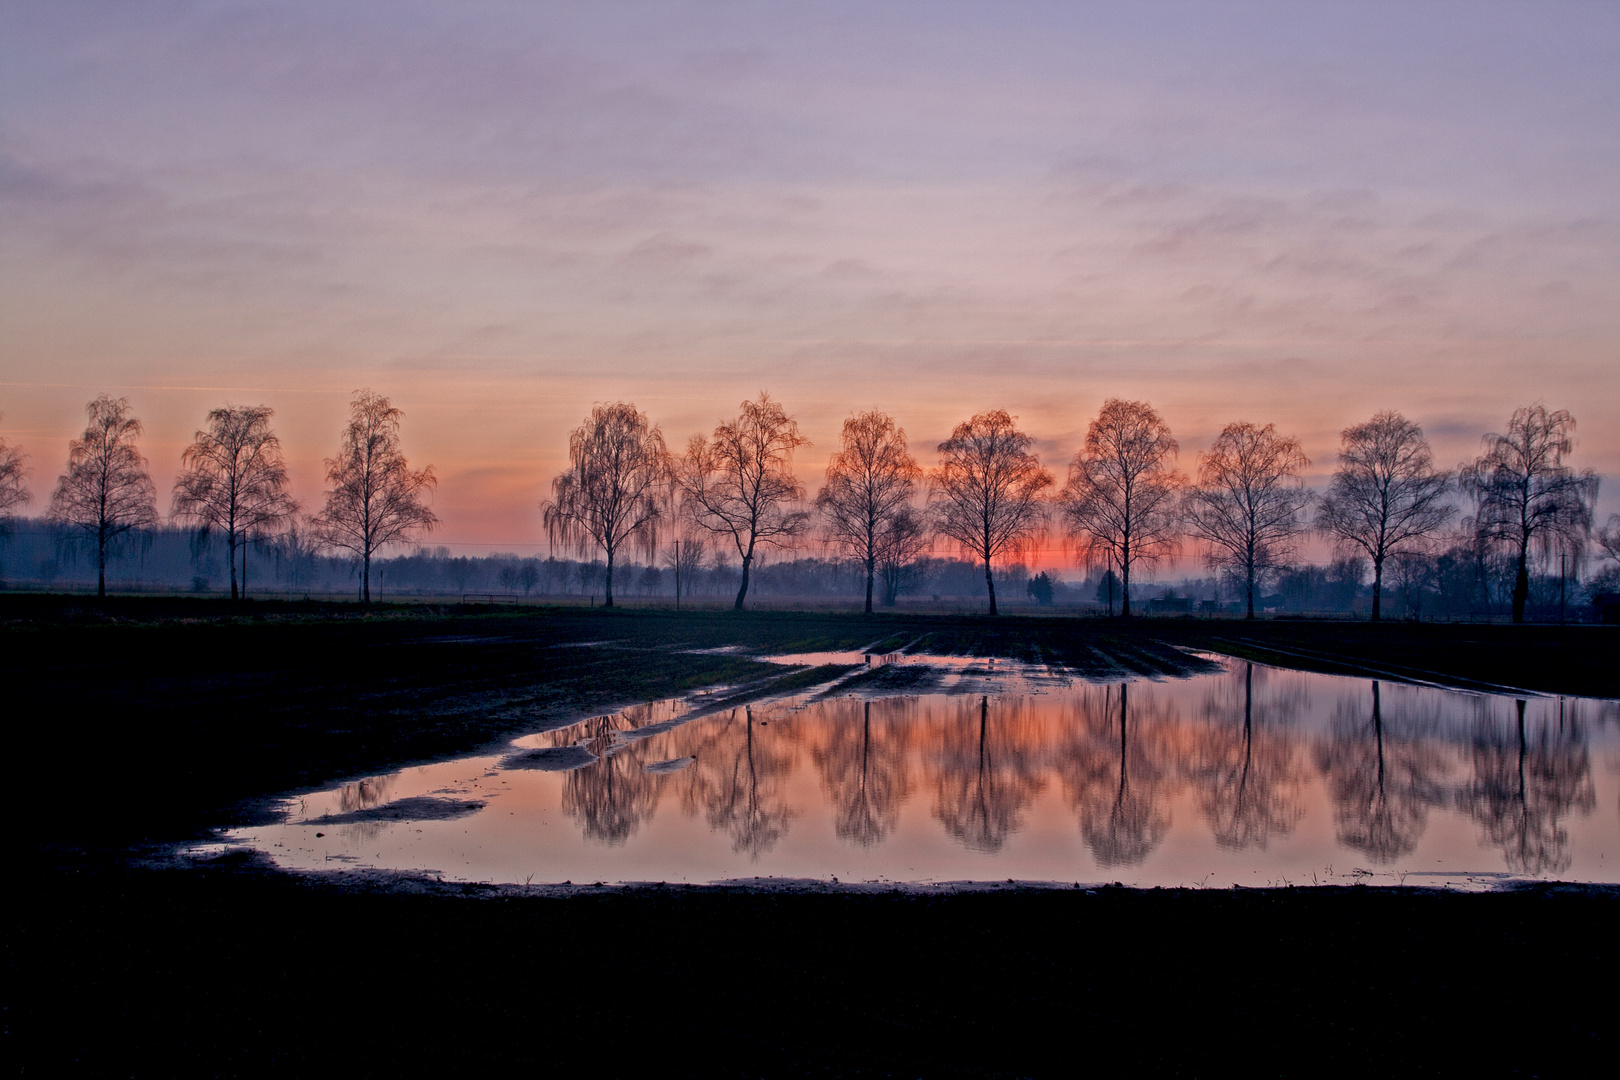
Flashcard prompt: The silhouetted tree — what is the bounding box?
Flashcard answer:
[542,402,671,608]
[1315,411,1454,621]
[312,390,437,602]
[677,393,811,610]
[930,410,1052,615]
[816,410,923,614]
[877,504,931,606]
[1027,570,1055,605]
[0,414,30,529]
[661,530,708,609]
[1060,399,1182,617]
[1183,421,1311,619]
[48,395,158,597]
[170,404,298,600]
[1460,406,1598,623]
[1094,566,1121,615]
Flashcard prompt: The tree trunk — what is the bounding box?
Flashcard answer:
[1511,547,1529,624]
[1120,554,1132,618]
[97,539,107,599]
[362,550,371,603]
[1245,562,1256,620]
[734,552,751,610]
[229,533,240,601]
[984,557,997,616]
[604,546,615,608]
[864,554,874,615]
[1371,556,1384,622]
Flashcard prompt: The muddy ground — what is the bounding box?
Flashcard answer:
[7,595,1617,1075]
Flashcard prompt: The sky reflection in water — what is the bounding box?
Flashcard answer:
[222,661,1619,888]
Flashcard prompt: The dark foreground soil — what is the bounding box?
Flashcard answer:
[6,596,1616,1076]
[12,855,1615,1077]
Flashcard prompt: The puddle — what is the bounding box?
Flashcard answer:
[208,660,1620,890]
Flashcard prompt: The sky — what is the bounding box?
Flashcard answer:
[2,0,1617,561]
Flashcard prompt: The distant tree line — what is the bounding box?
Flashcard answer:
[0,393,1611,621]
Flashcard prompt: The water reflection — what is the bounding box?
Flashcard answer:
[1053,685,1172,866]
[930,696,1049,853]
[242,663,1620,887]
[812,700,914,847]
[679,707,798,858]
[1187,663,1306,851]
[1315,682,1450,864]
[1458,698,1596,874]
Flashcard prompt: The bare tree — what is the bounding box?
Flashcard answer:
[930,410,1051,615]
[541,402,671,608]
[676,392,811,610]
[1183,421,1312,619]
[312,390,438,603]
[1315,411,1454,622]
[48,395,158,597]
[1060,399,1182,618]
[1460,405,1598,623]
[1597,515,1620,565]
[170,404,298,601]
[816,410,923,614]
[877,504,931,606]
[661,530,708,609]
[0,414,29,528]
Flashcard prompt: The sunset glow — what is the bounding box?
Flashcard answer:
[3,2,1616,559]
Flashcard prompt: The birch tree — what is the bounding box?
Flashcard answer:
[1060,399,1182,617]
[1183,421,1311,619]
[676,393,810,610]
[312,390,437,603]
[48,396,157,597]
[171,404,299,600]
[1316,411,1454,621]
[930,410,1051,615]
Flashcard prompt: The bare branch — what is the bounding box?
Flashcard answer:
[1316,411,1454,622]
[540,402,671,607]
[47,395,158,597]
[1059,399,1182,617]
[930,409,1052,615]
[311,390,437,602]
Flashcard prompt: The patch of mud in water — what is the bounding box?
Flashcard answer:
[303,796,487,825]
[500,745,598,771]
[645,756,695,773]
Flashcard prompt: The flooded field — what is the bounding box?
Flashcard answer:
[213,657,1620,889]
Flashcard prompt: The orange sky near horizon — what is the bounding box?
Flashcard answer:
[2,2,1616,567]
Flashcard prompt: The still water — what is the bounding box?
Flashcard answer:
[216,658,1619,889]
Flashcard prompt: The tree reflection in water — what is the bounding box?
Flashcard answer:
[676,707,798,859]
[1053,684,1175,867]
[1314,682,1448,864]
[1186,663,1306,850]
[929,696,1047,853]
[560,714,661,845]
[1457,698,1595,874]
[811,699,915,847]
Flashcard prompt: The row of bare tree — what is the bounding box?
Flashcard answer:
[540,394,1605,622]
[0,392,432,599]
[0,392,1608,618]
